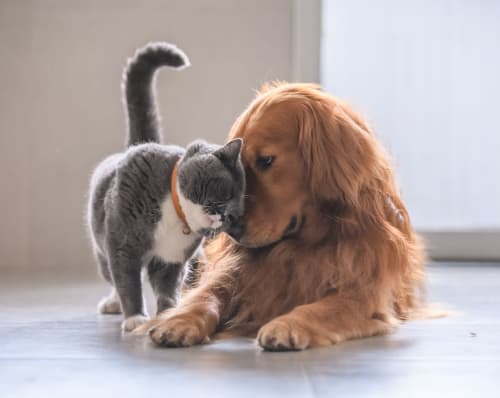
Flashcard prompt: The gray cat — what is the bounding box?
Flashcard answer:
[87,42,245,331]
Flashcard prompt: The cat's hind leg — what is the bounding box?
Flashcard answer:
[95,251,122,314]
[98,288,122,314]
[148,256,185,314]
[108,252,148,331]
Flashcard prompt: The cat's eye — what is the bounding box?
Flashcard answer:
[208,179,232,203]
[220,190,232,202]
[256,156,275,171]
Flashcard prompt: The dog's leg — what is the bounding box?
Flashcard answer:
[257,292,395,351]
[142,279,230,347]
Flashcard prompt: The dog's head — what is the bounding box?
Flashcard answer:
[225,82,383,248]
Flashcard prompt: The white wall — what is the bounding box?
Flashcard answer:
[322,0,500,231]
[0,0,294,272]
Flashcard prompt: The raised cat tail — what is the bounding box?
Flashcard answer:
[122,42,190,146]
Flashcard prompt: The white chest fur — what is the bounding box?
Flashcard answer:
[152,194,200,264]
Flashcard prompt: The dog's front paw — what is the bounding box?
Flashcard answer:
[257,317,311,351]
[122,314,149,332]
[148,315,210,347]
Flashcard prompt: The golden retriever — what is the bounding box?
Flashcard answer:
[141,82,425,350]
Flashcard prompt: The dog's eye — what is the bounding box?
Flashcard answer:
[256,156,275,171]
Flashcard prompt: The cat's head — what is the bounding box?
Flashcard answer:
[177,139,245,237]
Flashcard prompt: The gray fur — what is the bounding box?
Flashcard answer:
[123,42,190,146]
[87,42,245,330]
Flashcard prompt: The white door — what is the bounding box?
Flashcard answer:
[320,0,500,259]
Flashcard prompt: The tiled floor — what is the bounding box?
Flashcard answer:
[1,262,499,397]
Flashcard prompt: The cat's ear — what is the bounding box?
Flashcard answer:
[185,140,209,158]
[214,139,243,168]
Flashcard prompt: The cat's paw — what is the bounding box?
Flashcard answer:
[97,292,122,314]
[148,315,210,347]
[122,314,149,332]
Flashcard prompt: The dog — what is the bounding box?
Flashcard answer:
[140,82,425,351]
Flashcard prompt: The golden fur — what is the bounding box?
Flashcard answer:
[139,82,425,350]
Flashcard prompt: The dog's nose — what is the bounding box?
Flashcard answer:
[225,213,245,241]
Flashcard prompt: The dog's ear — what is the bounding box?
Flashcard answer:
[299,99,379,205]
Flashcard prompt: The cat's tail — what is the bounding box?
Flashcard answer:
[122,42,190,147]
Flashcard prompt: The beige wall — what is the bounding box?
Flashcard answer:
[0,0,294,272]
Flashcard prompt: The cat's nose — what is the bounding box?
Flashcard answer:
[225,212,237,225]
[225,213,245,241]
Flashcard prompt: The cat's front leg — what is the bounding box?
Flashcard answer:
[147,256,184,314]
[108,253,149,332]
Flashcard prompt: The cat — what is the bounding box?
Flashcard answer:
[86,42,245,332]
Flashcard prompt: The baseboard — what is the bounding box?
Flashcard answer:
[420,230,500,261]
